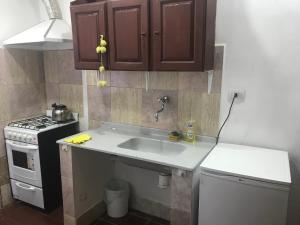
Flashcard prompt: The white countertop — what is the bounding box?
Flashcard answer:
[57,122,216,171]
[200,143,291,185]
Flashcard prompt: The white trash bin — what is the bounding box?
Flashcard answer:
[105,179,129,218]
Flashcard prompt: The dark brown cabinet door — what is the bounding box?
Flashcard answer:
[107,0,149,70]
[71,2,107,70]
[151,0,216,71]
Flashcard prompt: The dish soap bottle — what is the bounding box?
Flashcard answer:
[184,120,196,143]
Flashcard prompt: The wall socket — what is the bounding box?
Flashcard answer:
[228,89,246,103]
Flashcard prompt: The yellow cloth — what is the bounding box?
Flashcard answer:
[64,134,92,144]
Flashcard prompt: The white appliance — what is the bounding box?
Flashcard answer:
[6,139,42,187]
[4,115,78,211]
[198,143,291,225]
[3,0,72,50]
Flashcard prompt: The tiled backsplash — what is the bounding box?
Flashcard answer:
[0,48,46,208]
[43,47,223,136]
[43,50,83,115]
[86,46,224,136]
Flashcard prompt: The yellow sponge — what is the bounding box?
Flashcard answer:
[64,134,92,144]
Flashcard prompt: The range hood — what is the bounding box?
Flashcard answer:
[3,0,73,50]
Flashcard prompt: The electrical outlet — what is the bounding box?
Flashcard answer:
[228,89,246,103]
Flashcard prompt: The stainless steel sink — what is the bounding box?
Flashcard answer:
[118,137,185,156]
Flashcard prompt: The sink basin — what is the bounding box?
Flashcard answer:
[118,137,185,156]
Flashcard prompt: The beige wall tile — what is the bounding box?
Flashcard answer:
[0,49,45,85]
[60,145,73,179]
[211,46,224,93]
[86,70,111,86]
[61,176,76,217]
[170,209,192,225]
[148,72,178,90]
[171,170,192,211]
[1,83,46,122]
[64,214,77,225]
[177,91,193,131]
[0,122,7,158]
[88,120,102,129]
[0,183,13,207]
[178,71,208,92]
[44,50,82,85]
[0,157,9,186]
[0,85,11,122]
[0,49,8,83]
[142,90,178,130]
[88,86,111,121]
[178,91,220,137]
[111,71,144,88]
[111,87,142,125]
[45,83,60,109]
[8,83,46,120]
[59,84,83,116]
[197,93,220,136]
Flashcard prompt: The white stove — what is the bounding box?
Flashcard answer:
[4,115,79,211]
[4,115,77,145]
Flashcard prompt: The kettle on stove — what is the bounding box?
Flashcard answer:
[51,103,73,122]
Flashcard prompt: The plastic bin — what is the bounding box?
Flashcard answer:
[105,179,130,218]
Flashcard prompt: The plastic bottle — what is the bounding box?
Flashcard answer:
[184,120,196,143]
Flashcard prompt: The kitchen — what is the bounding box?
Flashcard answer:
[0,0,300,225]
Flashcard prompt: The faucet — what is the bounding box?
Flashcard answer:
[154,96,169,122]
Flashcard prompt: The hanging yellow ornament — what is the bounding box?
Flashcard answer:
[99,65,105,72]
[95,35,108,88]
[100,39,107,46]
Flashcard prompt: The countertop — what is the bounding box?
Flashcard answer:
[57,122,216,171]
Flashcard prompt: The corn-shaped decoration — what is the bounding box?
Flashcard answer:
[96,35,108,87]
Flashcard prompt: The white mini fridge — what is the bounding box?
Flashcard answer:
[198,143,291,225]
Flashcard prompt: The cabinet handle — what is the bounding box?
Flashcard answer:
[154,31,160,35]
[141,32,146,37]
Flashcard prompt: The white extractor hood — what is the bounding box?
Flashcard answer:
[3,0,73,50]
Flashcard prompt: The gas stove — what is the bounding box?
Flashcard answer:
[4,115,77,145]
[8,115,58,131]
[4,114,79,212]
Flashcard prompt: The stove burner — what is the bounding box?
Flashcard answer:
[8,116,58,131]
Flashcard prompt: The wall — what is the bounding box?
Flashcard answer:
[0,48,46,208]
[86,47,223,135]
[43,50,83,114]
[0,0,43,46]
[216,0,300,224]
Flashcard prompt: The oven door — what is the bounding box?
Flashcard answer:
[6,140,42,187]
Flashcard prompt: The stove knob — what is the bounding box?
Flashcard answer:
[22,134,27,142]
[7,132,12,139]
[16,133,22,140]
[12,132,17,139]
[26,135,33,143]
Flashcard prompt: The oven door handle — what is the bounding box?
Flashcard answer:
[15,182,36,192]
[7,141,38,151]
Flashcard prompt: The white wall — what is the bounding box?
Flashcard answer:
[216,0,300,224]
[0,0,43,46]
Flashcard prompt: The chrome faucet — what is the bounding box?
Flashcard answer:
[154,96,169,122]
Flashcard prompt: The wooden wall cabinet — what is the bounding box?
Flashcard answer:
[151,0,216,71]
[71,2,107,70]
[70,0,217,71]
[107,0,149,70]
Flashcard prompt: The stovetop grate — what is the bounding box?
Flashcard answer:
[8,116,57,131]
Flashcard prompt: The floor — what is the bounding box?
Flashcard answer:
[0,201,170,225]
[94,211,170,225]
[0,201,63,225]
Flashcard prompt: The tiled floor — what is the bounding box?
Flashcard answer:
[0,201,63,225]
[94,211,170,225]
[0,201,170,225]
